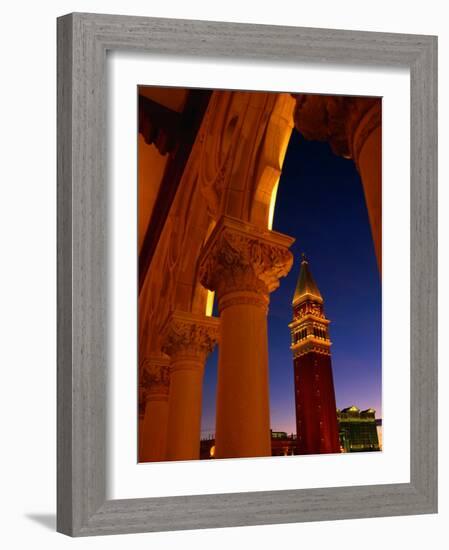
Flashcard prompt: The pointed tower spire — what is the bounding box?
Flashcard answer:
[292,253,323,305]
[289,253,340,455]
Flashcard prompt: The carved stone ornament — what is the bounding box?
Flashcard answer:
[161,311,220,360]
[140,355,170,398]
[199,216,294,308]
[292,94,381,169]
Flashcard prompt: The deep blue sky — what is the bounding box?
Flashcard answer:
[201,131,381,437]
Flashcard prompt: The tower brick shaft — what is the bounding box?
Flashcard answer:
[289,254,340,454]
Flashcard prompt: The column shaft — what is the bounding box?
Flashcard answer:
[138,354,170,462]
[166,360,204,460]
[199,216,294,459]
[215,292,271,458]
[162,311,219,462]
[141,395,169,462]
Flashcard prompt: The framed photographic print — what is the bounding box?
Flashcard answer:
[57,12,437,536]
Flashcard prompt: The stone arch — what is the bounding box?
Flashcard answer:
[292,94,382,272]
[198,90,296,229]
[249,93,296,229]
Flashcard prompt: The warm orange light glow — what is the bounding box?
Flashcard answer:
[205,290,215,317]
[210,445,216,458]
[268,179,280,230]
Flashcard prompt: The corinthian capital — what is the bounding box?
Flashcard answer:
[161,311,219,360]
[198,216,294,309]
[292,94,381,169]
[140,354,170,399]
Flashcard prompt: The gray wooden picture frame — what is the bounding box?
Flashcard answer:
[57,12,438,537]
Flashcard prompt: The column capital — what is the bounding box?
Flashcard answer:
[292,94,381,170]
[199,215,294,312]
[161,311,219,363]
[140,353,171,400]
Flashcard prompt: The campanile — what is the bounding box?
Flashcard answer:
[289,254,340,454]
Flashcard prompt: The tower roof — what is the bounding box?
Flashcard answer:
[292,254,323,305]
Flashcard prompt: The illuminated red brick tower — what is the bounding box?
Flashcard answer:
[289,254,340,454]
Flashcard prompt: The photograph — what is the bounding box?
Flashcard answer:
[137,87,382,462]
[0,1,440,544]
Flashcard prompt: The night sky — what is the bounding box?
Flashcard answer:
[201,131,382,438]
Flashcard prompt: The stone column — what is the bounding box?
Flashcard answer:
[199,216,294,459]
[162,311,219,461]
[139,354,170,462]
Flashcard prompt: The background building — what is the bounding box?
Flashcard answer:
[338,406,380,452]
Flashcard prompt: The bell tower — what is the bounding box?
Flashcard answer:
[289,254,340,454]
